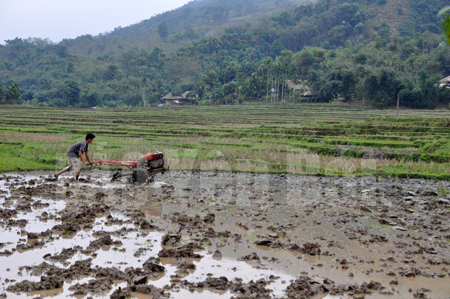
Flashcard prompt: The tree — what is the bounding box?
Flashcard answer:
[0,81,6,104]
[158,22,169,39]
[269,40,285,58]
[64,81,80,107]
[399,70,440,108]
[79,84,100,108]
[48,98,66,107]
[307,70,334,102]
[203,5,229,22]
[141,77,148,107]
[106,64,120,81]
[439,6,450,44]
[194,80,205,99]
[306,60,358,103]
[67,62,74,73]
[6,83,20,104]
[223,81,236,104]
[361,67,403,107]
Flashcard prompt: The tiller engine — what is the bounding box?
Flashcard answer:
[93,152,167,183]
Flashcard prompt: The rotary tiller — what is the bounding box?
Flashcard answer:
[92,152,167,183]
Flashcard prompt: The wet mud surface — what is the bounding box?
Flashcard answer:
[0,170,449,298]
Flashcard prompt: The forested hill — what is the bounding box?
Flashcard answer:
[61,0,310,56]
[1,0,450,109]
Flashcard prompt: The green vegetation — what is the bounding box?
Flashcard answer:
[0,82,20,105]
[1,0,450,109]
[438,5,450,44]
[2,105,450,180]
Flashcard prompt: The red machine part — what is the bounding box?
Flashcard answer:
[92,152,164,168]
[92,160,138,167]
[143,152,164,161]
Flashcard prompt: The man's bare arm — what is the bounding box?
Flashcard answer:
[78,150,89,165]
[85,152,92,165]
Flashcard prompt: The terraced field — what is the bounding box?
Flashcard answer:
[2,104,450,179]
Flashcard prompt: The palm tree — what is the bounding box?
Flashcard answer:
[438,6,450,44]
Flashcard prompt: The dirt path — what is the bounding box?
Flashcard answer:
[0,170,449,298]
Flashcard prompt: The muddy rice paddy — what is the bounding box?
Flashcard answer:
[0,170,449,299]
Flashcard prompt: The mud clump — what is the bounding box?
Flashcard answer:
[158,247,203,258]
[166,212,215,229]
[239,252,261,264]
[284,275,388,298]
[125,209,145,219]
[180,276,272,298]
[0,208,17,218]
[136,219,160,230]
[285,275,334,298]
[203,212,215,224]
[126,284,169,298]
[174,261,196,271]
[230,278,272,299]
[180,276,229,292]
[105,215,124,225]
[143,257,166,273]
[299,242,321,256]
[32,200,50,208]
[68,277,114,295]
[4,219,28,228]
[51,222,81,236]
[134,247,150,257]
[204,227,231,238]
[87,235,113,250]
[92,191,107,201]
[16,240,45,251]
[254,241,321,256]
[330,280,387,296]
[413,288,432,299]
[43,247,79,262]
[289,242,321,256]
[204,276,229,291]
[212,249,222,259]
[131,275,148,285]
[61,203,109,224]
[254,240,288,249]
[27,229,51,239]
[7,275,64,293]
[110,287,131,299]
[399,267,422,277]
[162,233,181,246]
[92,202,110,213]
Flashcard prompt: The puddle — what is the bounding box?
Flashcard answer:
[0,171,449,298]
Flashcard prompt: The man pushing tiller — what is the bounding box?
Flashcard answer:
[54,133,95,183]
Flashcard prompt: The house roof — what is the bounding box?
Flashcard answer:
[161,93,185,100]
[286,79,310,91]
[161,91,196,100]
[439,76,450,86]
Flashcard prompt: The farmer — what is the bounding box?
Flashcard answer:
[54,133,95,183]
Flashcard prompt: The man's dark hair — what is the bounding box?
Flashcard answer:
[86,133,96,140]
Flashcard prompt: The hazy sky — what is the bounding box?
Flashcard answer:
[0,0,191,44]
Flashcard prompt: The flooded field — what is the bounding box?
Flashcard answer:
[0,170,449,299]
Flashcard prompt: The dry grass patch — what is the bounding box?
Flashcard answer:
[0,132,72,143]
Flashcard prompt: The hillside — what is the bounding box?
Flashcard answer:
[1,0,450,109]
[61,0,310,56]
[365,0,410,35]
